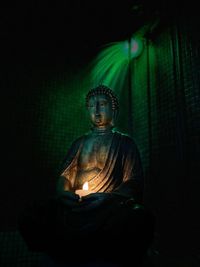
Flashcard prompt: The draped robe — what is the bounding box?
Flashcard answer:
[60,131,144,203]
[18,131,155,265]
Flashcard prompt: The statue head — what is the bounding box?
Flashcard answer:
[85,85,119,129]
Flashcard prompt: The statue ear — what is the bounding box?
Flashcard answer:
[111,110,118,126]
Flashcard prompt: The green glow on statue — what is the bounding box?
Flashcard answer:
[35,36,145,169]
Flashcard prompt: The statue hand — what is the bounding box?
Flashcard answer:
[82,192,111,201]
[79,192,112,210]
[58,191,80,207]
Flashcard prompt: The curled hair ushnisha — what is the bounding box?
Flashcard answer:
[86,85,119,111]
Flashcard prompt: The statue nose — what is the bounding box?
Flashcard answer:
[95,103,100,115]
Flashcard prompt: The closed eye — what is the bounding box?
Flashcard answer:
[88,104,95,108]
[100,101,108,106]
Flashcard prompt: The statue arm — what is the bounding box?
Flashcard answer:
[112,136,144,204]
[55,136,84,197]
[56,175,72,196]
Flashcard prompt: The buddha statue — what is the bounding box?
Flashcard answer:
[57,85,144,204]
[18,85,155,266]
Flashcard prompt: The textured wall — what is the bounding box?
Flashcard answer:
[1,7,200,267]
[130,16,200,258]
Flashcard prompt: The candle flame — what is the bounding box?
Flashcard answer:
[82,181,89,190]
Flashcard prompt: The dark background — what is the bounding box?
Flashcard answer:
[1,0,162,228]
[1,1,200,266]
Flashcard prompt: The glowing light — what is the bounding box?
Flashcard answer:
[85,35,144,102]
[82,181,89,190]
[130,37,144,58]
[131,40,139,52]
[88,41,129,89]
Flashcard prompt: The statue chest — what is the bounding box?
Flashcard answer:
[78,134,113,170]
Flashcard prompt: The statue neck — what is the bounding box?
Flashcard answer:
[91,125,114,135]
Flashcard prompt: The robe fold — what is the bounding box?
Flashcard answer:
[18,131,155,265]
[60,131,144,203]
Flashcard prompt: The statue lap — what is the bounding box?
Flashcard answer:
[18,196,155,265]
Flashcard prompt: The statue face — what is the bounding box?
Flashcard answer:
[87,94,113,127]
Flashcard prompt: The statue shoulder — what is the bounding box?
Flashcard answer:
[113,131,141,155]
[69,134,86,149]
[114,130,136,146]
[68,131,97,150]
[58,134,86,173]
